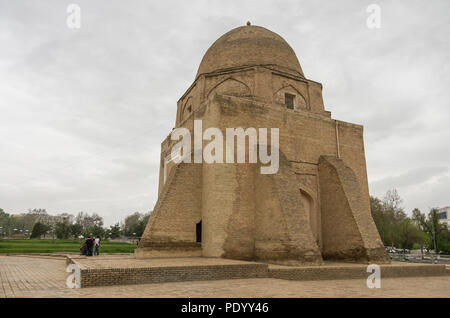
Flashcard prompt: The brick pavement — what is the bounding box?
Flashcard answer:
[0,255,449,298]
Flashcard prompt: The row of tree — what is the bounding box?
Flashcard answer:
[2,189,449,253]
[0,208,150,240]
[370,189,450,253]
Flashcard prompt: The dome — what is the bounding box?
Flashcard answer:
[196,25,304,79]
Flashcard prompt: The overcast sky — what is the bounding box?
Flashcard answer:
[1,0,449,226]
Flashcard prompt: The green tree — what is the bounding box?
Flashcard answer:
[55,222,71,239]
[135,213,150,237]
[123,212,150,237]
[370,189,408,247]
[382,189,406,219]
[109,223,121,239]
[70,223,83,238]
[54,213,73,239]
[87,225,105,239]
[30,222,50,239]
[24,209,48,232]
[0,209,12,237]
[412,208,428,256]
[393,218,426,251]
[371,196,389,244]
[123,212,142,236]
[412,207,450,253]
[75,212,103,234]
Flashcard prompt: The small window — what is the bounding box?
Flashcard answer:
[285,93,295,109]
[187,106,192,113]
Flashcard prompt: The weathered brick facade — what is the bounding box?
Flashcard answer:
[136,24,390,264]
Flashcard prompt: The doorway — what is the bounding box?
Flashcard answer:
[196,220,202,243]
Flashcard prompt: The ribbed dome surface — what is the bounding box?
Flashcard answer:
[196,25,304,79]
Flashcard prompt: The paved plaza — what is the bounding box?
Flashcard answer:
[0,255,449,298]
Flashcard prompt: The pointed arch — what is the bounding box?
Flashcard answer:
[181,96,193,121]
[207,77,251,98]
[274,84,308,110]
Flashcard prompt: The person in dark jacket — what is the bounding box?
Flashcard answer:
[85,237,93,256]
[80,243,87,256]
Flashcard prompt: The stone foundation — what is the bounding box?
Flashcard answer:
[135,246,202,259]
[67,256,448,288]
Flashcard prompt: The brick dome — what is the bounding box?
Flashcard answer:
[196,25,304,79]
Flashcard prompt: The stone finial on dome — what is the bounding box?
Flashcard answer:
[246,21,251,26]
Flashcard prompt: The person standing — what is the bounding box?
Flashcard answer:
[85,237,92,256]
[80,242,87,256]
[90,237,94,256]
[94,237,100,256]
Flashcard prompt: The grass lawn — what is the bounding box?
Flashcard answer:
[0,238,137,254]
